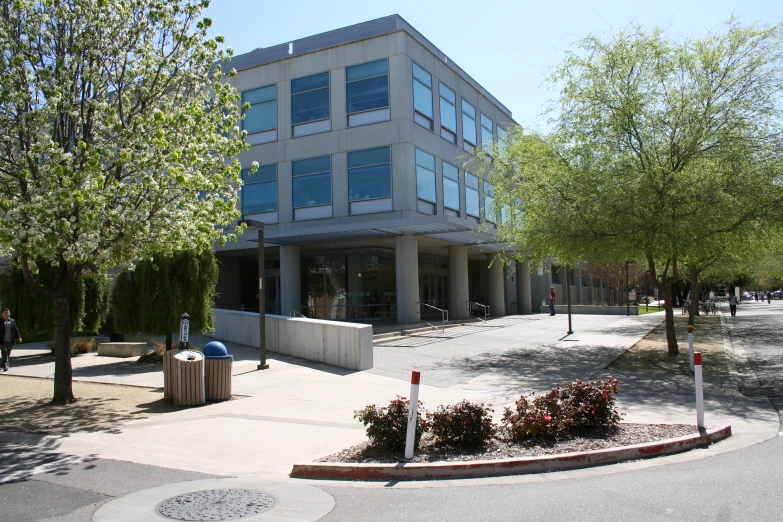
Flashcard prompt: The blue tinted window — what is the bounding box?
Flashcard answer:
[466,187,480,217]
[439,83,457,133]
[498,126,507,154]
[242,85,276,133]
[348,146,390,168]
[241,164,277,214]
[243,182,277,213]
[242,165,276,183]
[466,172,479,190]
[416,149,436,204]
[292,72,330,125]
[292,156,330,177]
[444,178,459,211]
[481,113,493,150]
[462,101,476,145]
[293,173,331,208]
[346,59,388,82]
[291,72,329,94]
[442,162,459,181]
[346,75,389,114]
[349,147,391,202]
[292,88,330,124]
[414,79,433,119]
[415,148,435,170]
[413,63,432,87]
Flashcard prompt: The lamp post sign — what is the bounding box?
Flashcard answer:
[179,313,190,350]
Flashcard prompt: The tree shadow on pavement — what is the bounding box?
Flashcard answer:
[0,376,187,436]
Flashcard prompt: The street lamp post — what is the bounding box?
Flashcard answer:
[626,261,630,316]
[239,219,269,370]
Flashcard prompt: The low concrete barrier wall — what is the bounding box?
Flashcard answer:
[208,309,373,370]
[539,305,639,315]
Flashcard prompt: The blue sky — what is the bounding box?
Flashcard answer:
[204,0,781,128]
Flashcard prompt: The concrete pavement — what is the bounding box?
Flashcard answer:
[0,304,780,520]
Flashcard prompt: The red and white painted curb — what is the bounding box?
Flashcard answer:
[290,425,731,481]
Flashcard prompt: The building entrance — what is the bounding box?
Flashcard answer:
[419,253,449,319]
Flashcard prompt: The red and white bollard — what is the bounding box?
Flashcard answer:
[694,352,705,429]
[404,371,421,460]
[688,326,694,372]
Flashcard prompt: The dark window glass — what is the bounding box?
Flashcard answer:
[242,85,276,133]
[346,60,389,115]
[348,147,391,201]
[462,100,477,145]
[241,164,277,213]
[292,156,331,208]
[292,72,330,125]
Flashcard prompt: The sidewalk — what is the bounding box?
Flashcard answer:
[0,308,778,483]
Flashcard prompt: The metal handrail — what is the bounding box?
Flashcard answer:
[467,301,490,322]
[415,302,449,333]
[289,310,306,318]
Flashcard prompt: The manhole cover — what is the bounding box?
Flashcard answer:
[155,489,276,521]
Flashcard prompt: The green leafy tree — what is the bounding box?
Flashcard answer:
[111,249,218,349]
[0,262,110,336]
[482,19,783,355]
[0,0,250,404]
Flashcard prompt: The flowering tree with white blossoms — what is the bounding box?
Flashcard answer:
[0,0,251,404]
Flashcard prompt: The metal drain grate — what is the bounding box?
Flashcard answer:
[156,489,276,521]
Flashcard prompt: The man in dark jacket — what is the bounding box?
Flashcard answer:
[1,308,22,371]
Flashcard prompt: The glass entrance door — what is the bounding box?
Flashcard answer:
[264,273,280,315]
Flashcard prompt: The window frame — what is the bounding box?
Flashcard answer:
[465,172,480,217]
[442,160,460,212]
[241,84,277,134]
[347,146,393,202]
[241,164,278,214]
[412,61,434,131]
[461,100,477,146]
[291,71,331,126]
[345,59,390,116]
[480,113,494,151]
[415,148,437,205]
[291,155,332,209]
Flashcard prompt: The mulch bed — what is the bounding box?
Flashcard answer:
[316,423,698,464]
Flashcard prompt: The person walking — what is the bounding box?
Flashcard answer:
[729,295,738,317]
[549,286,556,316]
[1,308,22,371]
[768,292,772,304]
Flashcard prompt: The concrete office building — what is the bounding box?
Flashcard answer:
[214,15,613,324]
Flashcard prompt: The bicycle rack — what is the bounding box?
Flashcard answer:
[415,302,448,333]
[466,301,490,323]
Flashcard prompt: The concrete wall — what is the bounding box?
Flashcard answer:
[209,309,373,370]
[538,305,639,315]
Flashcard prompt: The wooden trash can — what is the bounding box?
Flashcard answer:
[205,355,233,401]
[174,350,205,406]
[163,349,180,401]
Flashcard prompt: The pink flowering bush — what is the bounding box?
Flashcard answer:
[429,400,496,449]
[501,377,623,441]
[354,395,428,451]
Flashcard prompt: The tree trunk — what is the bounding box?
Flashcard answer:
[166,332,173,351]
[661,285,679,356]
[689,268,700,326]
[52,290,74,405]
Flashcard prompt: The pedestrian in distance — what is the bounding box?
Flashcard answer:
[729,295,738,317]
[1,308,22,372]
[549,286,556,316]
[768,292,772,304]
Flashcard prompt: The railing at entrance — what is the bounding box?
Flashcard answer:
[467,301,491,322]
[415,302,448,333]
[289,310,306,318]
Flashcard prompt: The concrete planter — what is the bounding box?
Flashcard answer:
[539,305,639,315]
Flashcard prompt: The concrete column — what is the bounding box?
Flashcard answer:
[488,256,505,316]
[448,245,469,320]
[395,235,420,323]
[504,264,517,314]
[516,260,532,314]
[346,254,363,319]
[560,266,570,305]
[280,245,301,316]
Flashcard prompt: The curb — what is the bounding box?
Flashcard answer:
[290,425,731,481]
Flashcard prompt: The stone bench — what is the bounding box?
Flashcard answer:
[97,342,148,357]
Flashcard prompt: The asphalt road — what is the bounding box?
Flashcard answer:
[321,302,783,522]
